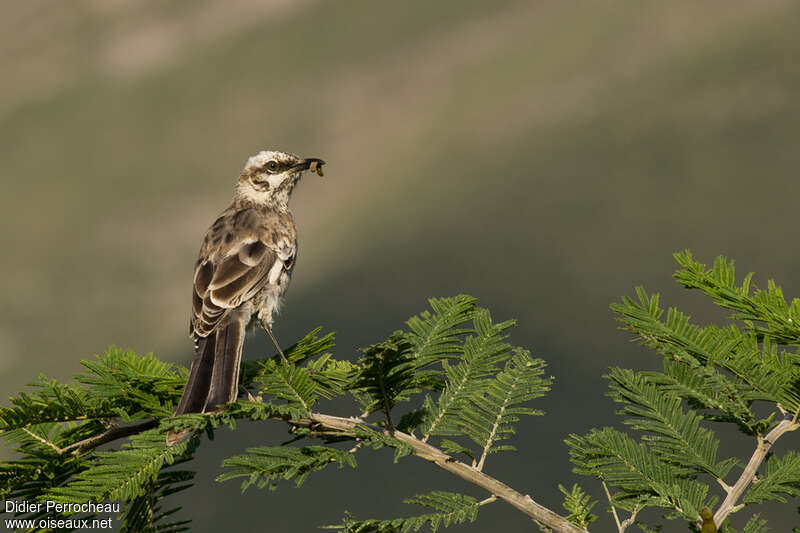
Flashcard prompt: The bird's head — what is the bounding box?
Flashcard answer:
[235,150,325,207]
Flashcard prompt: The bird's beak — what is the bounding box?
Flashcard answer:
[291,158,326,176]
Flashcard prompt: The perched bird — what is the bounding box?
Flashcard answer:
[167,150,325,446]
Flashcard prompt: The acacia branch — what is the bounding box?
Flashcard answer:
[618,507,638,533]
[22,427,63,454]
[601,481,638,533]
[19,420,158,456]
[61,420,158,455]
[301,412,588,533]
[18,407,586,532]
[602,481,622,532]
[712,417,798,527]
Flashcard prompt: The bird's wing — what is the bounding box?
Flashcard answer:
[190,208,295,341]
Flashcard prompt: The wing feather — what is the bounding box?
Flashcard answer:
[208,253,253,290]
[189,207,295,342]
[209,257,273,307]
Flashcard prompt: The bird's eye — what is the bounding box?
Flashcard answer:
[266,161,279,173]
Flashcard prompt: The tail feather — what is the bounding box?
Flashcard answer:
[168,315,247,446]
[174,333,216,415]
[204,316,246,411]
[167,333,216,446]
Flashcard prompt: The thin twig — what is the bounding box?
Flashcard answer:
[712,417,798,527]
[618,506,638,533]
[601,481,638,533]
[22,427,64,454]
[22,420,158,456]
[478,495,498,506]
[263,325,290,367]
[602,481,622,532]
[16,406,586,531]
[61,420,158,455]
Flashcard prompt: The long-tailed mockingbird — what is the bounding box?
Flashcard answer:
[167,150,324,445]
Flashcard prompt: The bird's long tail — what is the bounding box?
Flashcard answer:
[173,332,216,416]
[167,316,246,446]
[205,316,246,409]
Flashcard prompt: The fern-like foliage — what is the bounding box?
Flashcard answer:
[0,347,184,434]
[22,281,800,532]
[76,347,187,418]
[419,308,515,440]
[348,424,414,462]
[739,514,769,533]
[558,483,598,529]
[569,252,800,531]
[405,295,477,361]
[254,360,319,417]
[218,445,357,491]
[2,296,560,532]
[250,328,343,417]
[46,428,194,503]
[567,427,713,520]
[742,451,800,504]
[0,378,107,432]
[673,250,800,344]
[456,349,550,468]
[720,514,769,533]
[607,368,737,479]
[353,332,417,426]
[119,465,193,533]
[1,451,87,526]
[325,491,480,533]
[351,295,484,427]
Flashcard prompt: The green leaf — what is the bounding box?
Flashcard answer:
[611,280,800,426]
[405,295,478,366]
[255,361,317,416]
[352,332,417,426]
[607,368,737,479]
[740,514,769,533]
[46,428,193,503]
[251,328,341,416]
[673,251,800,344]
[566,427,711,520]
[218,445,356,491]
[558,483,598,529]
[325,491,479,532]
[76,346,186,417]
[438,439,474,460]
[744,451,800,504]
[420,308,515,440]
[120,465,193,533]
[457,350,551,468]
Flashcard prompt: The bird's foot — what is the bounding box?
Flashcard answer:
[261,323,291,368]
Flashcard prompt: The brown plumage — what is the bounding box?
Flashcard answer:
[167,150,324,446]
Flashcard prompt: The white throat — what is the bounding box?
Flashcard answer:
[234,179,292,207]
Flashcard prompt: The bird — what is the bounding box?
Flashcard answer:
[166,150,325,446]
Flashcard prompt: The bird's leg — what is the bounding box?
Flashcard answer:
[261,321,291,367]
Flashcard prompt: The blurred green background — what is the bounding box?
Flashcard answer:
[2,0,800,531]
